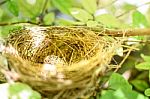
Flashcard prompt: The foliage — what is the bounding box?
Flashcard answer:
[0,0,150,99]
[100,73,148,99]
[135,54,150,97]
[0,82,41,99]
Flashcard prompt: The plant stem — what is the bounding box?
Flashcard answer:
[104,28,150,36]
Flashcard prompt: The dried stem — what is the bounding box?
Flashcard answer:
[104,28,150,36]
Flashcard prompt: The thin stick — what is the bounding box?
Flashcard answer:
[0,0,7,6]
[104,28,150,36]
[0,21,38,26]
[114,45,134,72]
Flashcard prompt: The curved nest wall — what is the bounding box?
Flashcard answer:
[3,27,122,98]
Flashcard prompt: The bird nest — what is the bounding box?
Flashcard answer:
[1,26,122,98]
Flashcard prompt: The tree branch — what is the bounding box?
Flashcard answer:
[69,26,150,36]
[0,21,38,26]
[0,22,150,37]
[0,0,7,6]
[104,28,150,36]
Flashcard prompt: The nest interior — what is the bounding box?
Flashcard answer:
[3,26,122,98]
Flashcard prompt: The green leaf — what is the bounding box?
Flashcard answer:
[56,18,85,26]
[132,10,149,28]
[100,88,148,99]
[136,72,149,79]
[70,8,93,22]
[86,20,98,27]
[108,73,132,90]
[7,0,19,16]
[9,82,31,95]
[81,0,97,14]
[9,82,41,99]
[141,54,150,62]
[136,62,150,70]
[43,13,55,25]
[145,88,150,96]
[29,91,41,99]
[51,0,72,14]
[114,88,148,99]
[18,0,49,18]
[131,80,149,91]
[95,14,128,28]
[1,25,21,37]
[100,90,119,99]
[122,3,136,11]
[114,88,132,99]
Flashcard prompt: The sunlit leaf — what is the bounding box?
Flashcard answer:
[29,91,41,99]
[122,3,136,11]
[56,18,85,26]
[132,10,149,28]
[114,88,148,99]
[136,62,150,70]
[100,88,148,99]
[9,82,41,99]
[86,20,98,27]
[1,26,21,37]
[145,88,150,96]
[95,14,128,28]
[9,82,31,95]
[18,0,49,18]
[114,88,131,99]
[100,90,119,99]
[43,12,55,25]
[81,0,97,14]
[7,0,19,16]
[51,0,72,14]
[131,80,149,91]
[56,18,75,26]
[70,8,93,22]
[141,54,150,62]
[26,0,36,5]
[108,73,132,90]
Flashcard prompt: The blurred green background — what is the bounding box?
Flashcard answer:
[1,0,150,99]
